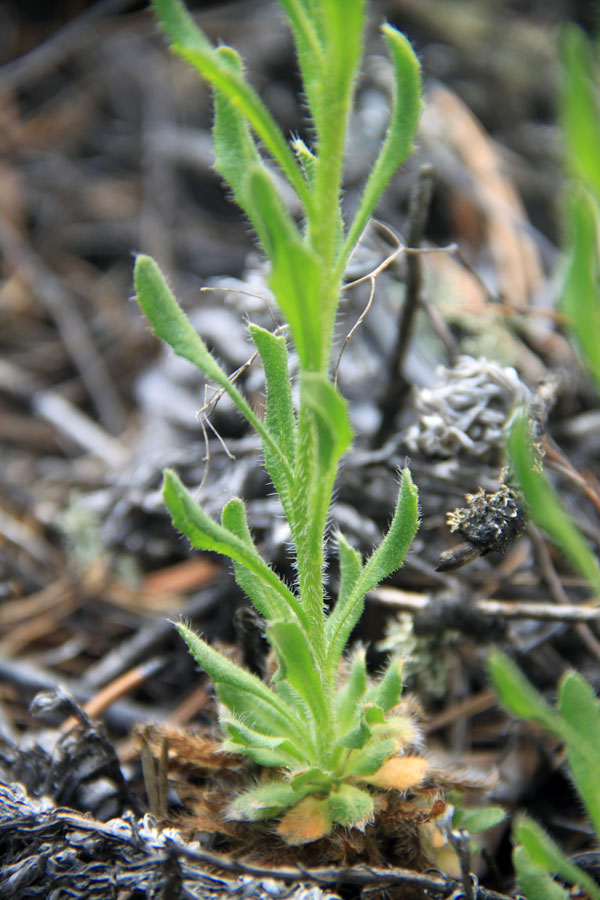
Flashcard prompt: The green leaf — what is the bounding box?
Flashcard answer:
[163,470,308,630]
[290,374,353,656]
[562,188,600,390]
[343,737,396,778]
[558,671,600,835]
[151,0,311,212]
[488,650,558,730]
[560,25,600,202]
[367,657,404,713]
[267,621,327,727]
[134,255,292,483]
[342,24,422,266]
[134,254,230,388]
[175,623,306,744]
[326,469,418,668]
[223,720,309,768]
[290,767,333,793]
[336,533,363,611]
[513,846,571,900]
[453,806,506,834]
[220,498,278,623]
[248,325,296,465]
[216,683,309,748]
[300,373,353,472]
[277,1,325,131]
[508,409,600,596]
[516,816,600,900]
[246,168,323,371]
[328,783,374,828]
[335,647,368,733]
[248,324,296,514]
[227,781,306,821]
[212,47,265,236]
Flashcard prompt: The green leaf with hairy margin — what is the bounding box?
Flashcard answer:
[337,533,363,610]
[516,817,600,900]
[248,324,296,515]
[216,683,309,748]
[134,254,231,387]
[164,470,307,629]
[508,409,600,596]
[558,671,600,835]
[212,47,264,233]
[342,23,422,266]
[267,621,327,726]
[488,650,558,730]
[249,325,295,464]
[246,168,323,371]
[326,469,418,667]
[227,781,310,821]
[224,720,308,768]
[220,498,278,623]
[175,623,306,744]
[151,0,311,211]
[328,783,374,828]
[335,648,368,733]
[513,846,571,900]
[367,656,404,713]
[134,255,291,482]
[343,737,396,778]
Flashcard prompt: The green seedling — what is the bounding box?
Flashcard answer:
[135,0,424,842]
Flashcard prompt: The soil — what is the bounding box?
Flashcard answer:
[1,1,599,898]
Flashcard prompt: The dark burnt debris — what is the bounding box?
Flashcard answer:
[437,482,527,572]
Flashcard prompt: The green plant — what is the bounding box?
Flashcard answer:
[490,651,600,900]
[561,24,600,391]
[489,26,600,894]
[134,0,424,842]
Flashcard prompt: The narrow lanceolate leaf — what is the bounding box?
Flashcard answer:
[367,656,404,713]
[516,817,600,900]
[488,650,558,731]
[134,256,291,482]
[134,254,230,387]
[249,324,296,515]
[342,24,422,266]
[175,624,306,745]
[508,409,600,596]
[560,25,600,202]
[216,684,309,748]
[558,671,600,836]
[334,647,368,734]
[562,189,600,390]
[163,470,308,630]
[246,168,323,371]
[249,325,296,465]
[336,533,363,610]
[513,846,571,900]
[221,498,279,623]
[326,469,418,668]
[212,47,264,234]
[267,621,328,728]
[151,0,311,211]
[292,374,354,648]
[224,720,309,767]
